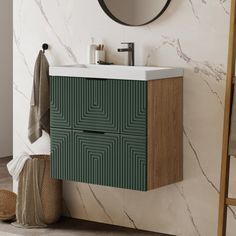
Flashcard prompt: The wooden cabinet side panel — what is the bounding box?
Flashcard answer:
[148,77,183,190]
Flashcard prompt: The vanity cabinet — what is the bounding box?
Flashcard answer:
[50,76,183,191]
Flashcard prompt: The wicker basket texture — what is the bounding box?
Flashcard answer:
[0,190,17,221]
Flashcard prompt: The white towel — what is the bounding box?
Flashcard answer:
[7,152,31,180]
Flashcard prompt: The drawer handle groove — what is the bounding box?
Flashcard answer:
[83,130,105,134]
[85,78,107,81]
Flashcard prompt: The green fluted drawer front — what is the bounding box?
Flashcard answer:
[73,131,120,187]
[51,128,73,180]
[50,76,73,129]
[73,132,147,190]
[50,77,147,135]
[120,80,147,136]
[121,135,147,190]
[51,128,147,191]
[73,78,120,133]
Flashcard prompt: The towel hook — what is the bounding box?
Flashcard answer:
[42,43,48,53]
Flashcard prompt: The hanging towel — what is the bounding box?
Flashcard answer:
[7,152,31,180]
[28,50,50,144]
[228,82,236,156]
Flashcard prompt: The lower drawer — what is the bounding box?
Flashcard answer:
[51,129,147,191]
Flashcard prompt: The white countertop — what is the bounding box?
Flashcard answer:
[49,64,184,81]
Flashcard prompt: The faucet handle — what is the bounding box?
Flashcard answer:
[121,42,134,47]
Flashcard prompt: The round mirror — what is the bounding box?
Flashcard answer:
[98,0,171,26]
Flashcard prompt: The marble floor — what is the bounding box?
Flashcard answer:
[0,157,168,236]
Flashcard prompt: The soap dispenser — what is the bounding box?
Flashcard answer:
[87,37,97,64]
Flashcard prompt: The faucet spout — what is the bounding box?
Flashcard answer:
[117,48,130,52]
[117,42,135,66]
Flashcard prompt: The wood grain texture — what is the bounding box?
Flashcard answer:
[147,77,183,190]
[226,198,236,206]
[218,0,236,235]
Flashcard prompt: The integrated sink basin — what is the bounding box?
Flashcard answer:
[49,64,184,81]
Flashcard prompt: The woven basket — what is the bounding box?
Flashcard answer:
[30,155,62,224]
[34,155,62,224]
[0,190,17,221]
[17,155,62,225]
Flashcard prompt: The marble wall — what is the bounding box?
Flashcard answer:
[13,0,236,235]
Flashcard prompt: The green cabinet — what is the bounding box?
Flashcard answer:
[51,76,183,191]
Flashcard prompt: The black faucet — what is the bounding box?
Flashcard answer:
[117,42,135,66]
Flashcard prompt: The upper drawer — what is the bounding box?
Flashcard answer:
[73,78,120,133]
[50,77,147,135]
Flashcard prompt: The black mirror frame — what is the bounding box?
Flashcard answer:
[98,0,172,26]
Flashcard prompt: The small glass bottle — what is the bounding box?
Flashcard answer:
[87,37,97,64]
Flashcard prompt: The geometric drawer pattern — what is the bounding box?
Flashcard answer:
[121,135,147,191]
[50,76,73,129]
[51,128,73,180]
[50,77,147,135]
[73,131,120,187]
[50,76,148,191]
[51,128,148,190]
[73,79,120,133]
[120,80,147,136]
